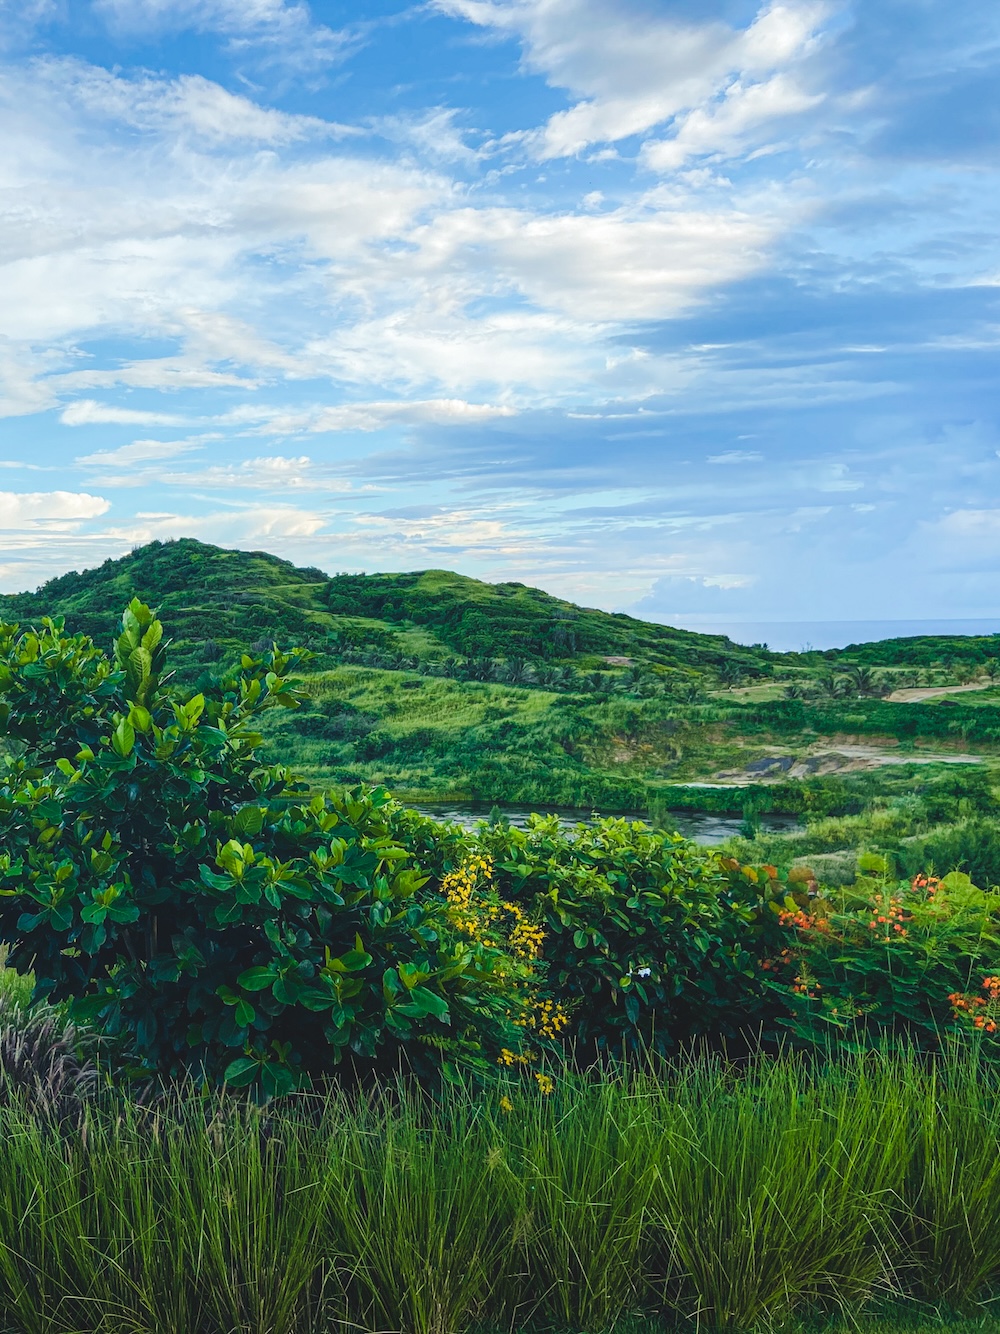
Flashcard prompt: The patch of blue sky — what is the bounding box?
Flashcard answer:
[0,0,998,626]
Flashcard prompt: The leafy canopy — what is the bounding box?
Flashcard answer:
[0,603,532,1094]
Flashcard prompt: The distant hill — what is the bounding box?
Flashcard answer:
[6,539,1000,814]
[0,538,774,678]
[836,631,1000,668]
[324,568,773,672]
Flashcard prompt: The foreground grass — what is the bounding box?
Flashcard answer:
[2,1050,1000,1334]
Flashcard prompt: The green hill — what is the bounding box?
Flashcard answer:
[0,538,775,681]
[0,540,331,660]
[325,569,771,672]
[4,539,1000,825]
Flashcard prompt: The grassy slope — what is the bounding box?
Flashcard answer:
[5,538,1000,823]
[325,567,771,670]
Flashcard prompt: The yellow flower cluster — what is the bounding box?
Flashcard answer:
[534,1072,555,1096]
[497,1047,532,1068]
[499,1095,514,1114]
[530,998,570,1039]
[499,898,546,958]
[509,917,546,959]
[441,855,494,937]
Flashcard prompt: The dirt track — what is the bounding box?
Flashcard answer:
[886,683,992,702]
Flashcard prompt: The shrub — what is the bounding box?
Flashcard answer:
[0,604,534,1094]
[755,867,1000,1051]
[897,817,1000,889]
[473,816,767,1058]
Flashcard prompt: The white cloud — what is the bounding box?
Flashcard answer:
[0,50,806,422]
[60,401,189,426]
[238,398,518,434]
[708,450,764,464]
[306,310,611,401]
[0,0,57,47]
[76,439,203,466]
[435,0,828,159]
[354,507,548,560]
[375,108,479,164]
[477,201,786,320]
[104,503,326,544]
[42,62,355,146]
[97,455,335,490]
[0,490,110,526]
[56,361,254,393]
[90,0,358,70]
[642,73,824,171]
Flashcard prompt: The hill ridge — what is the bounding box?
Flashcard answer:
[0,538,774,678]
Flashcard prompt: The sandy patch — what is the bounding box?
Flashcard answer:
[886,683,991,703]
[710,742,983,783]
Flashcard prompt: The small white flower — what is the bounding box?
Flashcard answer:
[636,966,651,978]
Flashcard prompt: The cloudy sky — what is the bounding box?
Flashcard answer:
[0,0,998,634]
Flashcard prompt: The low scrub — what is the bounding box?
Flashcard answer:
[3,602,1000,1090]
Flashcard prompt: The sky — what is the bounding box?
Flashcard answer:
[0,0,998,634]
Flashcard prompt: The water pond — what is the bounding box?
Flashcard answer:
[411,802,801,846]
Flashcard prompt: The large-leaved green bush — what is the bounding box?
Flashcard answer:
[0,604,533,1093]
[472,815,766,1057]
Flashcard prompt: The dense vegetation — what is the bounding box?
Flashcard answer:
[6,538,1000,837]
[0,1048,1000,1334]
[325,568,771,670]
[3,601,1000,1085]
[4,588,1000,1332]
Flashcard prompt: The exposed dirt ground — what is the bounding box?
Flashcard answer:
[886,683,993,702]
[711,741,984,784]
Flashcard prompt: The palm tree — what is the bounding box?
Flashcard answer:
[844,664,884,697]
[816,674,837,699]
[716,660,745,690]
[502,657,534,686]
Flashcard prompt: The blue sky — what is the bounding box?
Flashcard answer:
[0,0,998,630]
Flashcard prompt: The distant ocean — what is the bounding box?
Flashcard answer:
[662,619,1000,653]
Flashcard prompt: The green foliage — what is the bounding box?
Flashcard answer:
[903,1048,1000,1307]
[325,568,772,673]
[0,604,532,1093]
[0,538,327,662]
[277,670,660,808]
[473,816,765,1057]
[0,1055,998,1332]
[836,631,1000,668]
[731,695,1000,746]
[755,868,1000,1051]
[896,819,1000,889]
[9,537,1000,823]
[650,1054,908,1328]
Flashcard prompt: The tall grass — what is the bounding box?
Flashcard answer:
[0,1052,998,1333]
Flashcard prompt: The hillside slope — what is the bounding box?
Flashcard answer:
[4,539,1000,817]
[325,569,767,671]
[0,539,774,679]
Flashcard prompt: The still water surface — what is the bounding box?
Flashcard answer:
[411,803,800,846]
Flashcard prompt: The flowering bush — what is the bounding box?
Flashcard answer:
[474,816,764,1058]
[0,604,535,1094]
[948,973,1000,1040]
[754,867,1000,1050]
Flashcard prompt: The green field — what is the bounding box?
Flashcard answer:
[6,536,1000,881]
[5,558,1000,1334]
